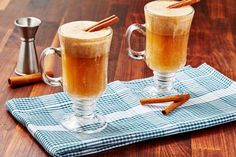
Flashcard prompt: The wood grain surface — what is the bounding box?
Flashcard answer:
[0,0,236,156]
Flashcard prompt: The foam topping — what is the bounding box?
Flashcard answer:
[59,21,112,40]
[145,1,193,17]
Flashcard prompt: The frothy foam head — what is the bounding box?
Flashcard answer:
[144,1,194,35]
[58,21,113,58]
[145,1,193,17]
[59,21,112,40]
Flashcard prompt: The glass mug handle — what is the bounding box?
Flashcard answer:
[126,23,146,60]
[40,47,62,86]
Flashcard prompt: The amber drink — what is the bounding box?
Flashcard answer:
[40,21,113,133]
[59,21,111,99]
[145,1,194,73]
[126,1,194,94]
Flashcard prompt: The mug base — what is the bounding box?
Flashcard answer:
[61,114,107,134]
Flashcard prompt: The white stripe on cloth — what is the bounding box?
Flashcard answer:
[186,82,236,106]
[103,102,169,122]
[11,101,71,114]
[28,124,66,134]
[27,102,168,134]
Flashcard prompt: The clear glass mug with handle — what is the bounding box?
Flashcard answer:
[126,1,194,96]
[40,21,113,134]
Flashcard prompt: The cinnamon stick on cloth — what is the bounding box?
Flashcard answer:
[162,94,191,115]
[8,72,53,88]
[140,94,190,105]
[140,94,191,115]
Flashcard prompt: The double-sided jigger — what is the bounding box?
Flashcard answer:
[14,17,41,75]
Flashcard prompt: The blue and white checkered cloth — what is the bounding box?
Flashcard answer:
[6,63,236,156]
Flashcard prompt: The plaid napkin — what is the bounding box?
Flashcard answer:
[6,63,236,157]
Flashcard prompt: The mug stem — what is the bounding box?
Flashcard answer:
[72,97,97,117]
[153,71,175,93]
[144,71,177,96]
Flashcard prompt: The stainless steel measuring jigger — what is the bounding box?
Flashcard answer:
[14,17,41,75]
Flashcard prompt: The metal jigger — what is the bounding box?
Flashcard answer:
[14,17,41,75]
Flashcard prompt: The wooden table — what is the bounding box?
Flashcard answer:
[0,0,236,156]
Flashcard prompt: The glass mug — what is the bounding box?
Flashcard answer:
[126,1,194,95]
[40,21,113,133]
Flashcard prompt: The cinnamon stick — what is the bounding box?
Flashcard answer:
[85,15,119,32]
[167,0,200,9]
[8,72,53,88]
[161,94,190,115]
[140,94,190,105]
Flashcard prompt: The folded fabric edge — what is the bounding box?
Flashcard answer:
[5,101,27,127]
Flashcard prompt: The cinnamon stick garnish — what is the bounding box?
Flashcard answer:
[161,94,190,115]
[140,94,190,105]
[8,72,53,88]
[167,0,200,9]
[85,15,119,32]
